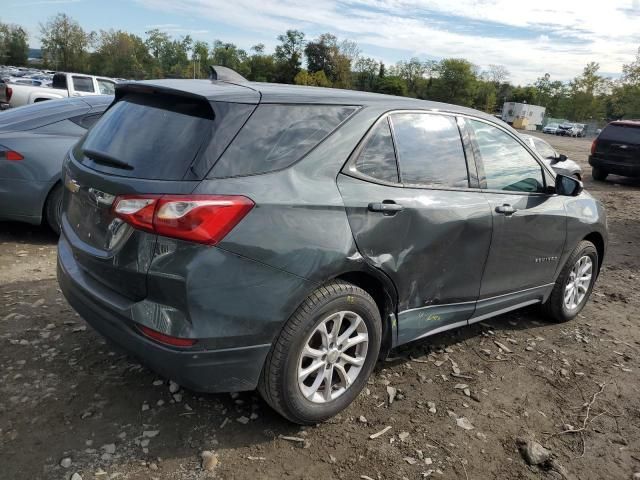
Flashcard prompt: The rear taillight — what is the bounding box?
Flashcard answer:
[113,194,254,245]
[138,325,197,347]
[591,139,597,155]
[0,145,23,161]
[5,86,12,102]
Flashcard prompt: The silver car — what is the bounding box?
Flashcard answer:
[521,134,582,179]
[0,95,112,232]
[543,123,559,134]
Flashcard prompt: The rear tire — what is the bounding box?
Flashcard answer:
[592,167,608,181]
[542,241,598,323]
[44,183,63,235]
[258,281,382,425]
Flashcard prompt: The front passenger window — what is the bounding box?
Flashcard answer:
[469,120,545,193]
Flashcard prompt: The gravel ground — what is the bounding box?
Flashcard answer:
[1,132,639,480]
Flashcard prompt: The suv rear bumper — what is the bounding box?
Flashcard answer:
[589,155,640,177]
[57,236,272,393]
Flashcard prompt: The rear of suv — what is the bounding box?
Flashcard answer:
[58,71,607,424]
[589,120,640,180]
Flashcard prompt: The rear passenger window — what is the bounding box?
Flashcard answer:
[211,104,357,177]
[353,119,398,183]
[73,76,95,93]
[390,113,469,188]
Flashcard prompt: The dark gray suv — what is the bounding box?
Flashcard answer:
[57,70,607,424]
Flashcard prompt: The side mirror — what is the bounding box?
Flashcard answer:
[555,174,583,197]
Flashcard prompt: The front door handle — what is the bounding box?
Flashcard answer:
[495,204,517,215]
[368,201,404,215]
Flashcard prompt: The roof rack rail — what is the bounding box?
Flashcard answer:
[208,66,248,83]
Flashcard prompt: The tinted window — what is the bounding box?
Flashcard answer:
[532,138,556,159]
[76,93,213,180]
[97,79,115,95]
[73,76,95,93]
[391,113,468,188]
[469,120,544,193]
[211,104,357,177]
[600,124,640,144]
[354,120,398,183]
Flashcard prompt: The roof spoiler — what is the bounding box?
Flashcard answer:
[208,66,248,83]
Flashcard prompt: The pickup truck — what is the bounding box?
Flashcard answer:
[0,80,10,109]
[8,72,116,108]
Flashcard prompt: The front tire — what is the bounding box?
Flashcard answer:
[44,183,63,235]
[259,281,382,424]
[542,241,598,323]
[592,167,608,181]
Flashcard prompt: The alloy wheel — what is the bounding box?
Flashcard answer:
[297,310,369,403]
[564,255,593,311]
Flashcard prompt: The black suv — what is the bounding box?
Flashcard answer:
[58,68,607,424]
[590,120,640,180]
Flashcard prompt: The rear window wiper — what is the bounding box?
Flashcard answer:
[83,148,134,170]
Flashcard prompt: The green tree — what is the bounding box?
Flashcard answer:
[353,56,379,91]
[294,69,331,87]
[39,13,94,71]
[607,48,640,119]
[474,81,497,112]
[622,47,640,84]
[565,62,608,120]
[430,59,478,106]
[192,40,209,78]
[393,57,431,97]
[0,24,28,66]
[91,30,152,79]
[304,33,354,88]
[274,29,305,83]
[376,76,407,96]
[210,40,249,77]
[246,44,275,82]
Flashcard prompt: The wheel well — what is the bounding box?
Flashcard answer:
[335,271,397,356]
[42,180,62,217]
[584,232,604,274]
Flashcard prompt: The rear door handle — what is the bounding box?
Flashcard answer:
[368,201,404,215]
[495,204,517,215]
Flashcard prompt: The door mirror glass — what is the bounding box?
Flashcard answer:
[557,153,568,162]
[555,174,583,196]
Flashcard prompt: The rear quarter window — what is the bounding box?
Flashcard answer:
[210,104,357,178]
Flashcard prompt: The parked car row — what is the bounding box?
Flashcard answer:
[543,122,586,137]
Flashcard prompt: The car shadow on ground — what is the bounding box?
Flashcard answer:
[0,221,58,245]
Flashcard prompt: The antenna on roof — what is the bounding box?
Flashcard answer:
[208,65,248,83]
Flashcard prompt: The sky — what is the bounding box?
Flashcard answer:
[4,0,640,84]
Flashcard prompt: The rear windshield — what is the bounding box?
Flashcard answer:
[600,124,640,144]
[210,104,358,178]
[76,93,214,180]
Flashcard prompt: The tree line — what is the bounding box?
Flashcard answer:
[1,13,640,121]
